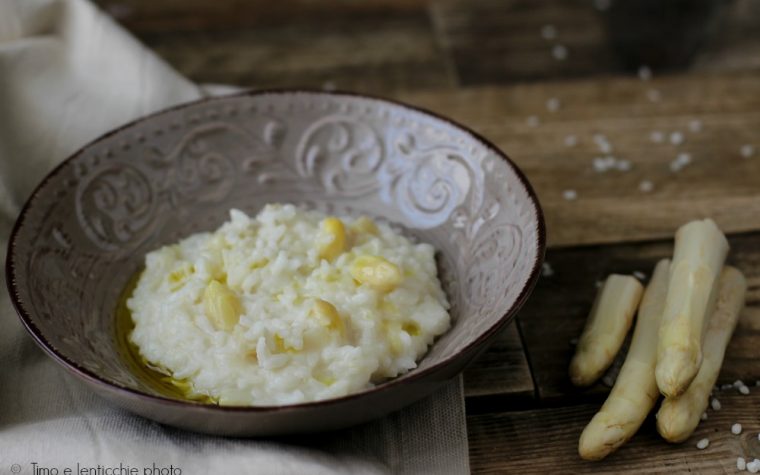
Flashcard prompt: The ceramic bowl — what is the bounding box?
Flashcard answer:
[6,90,545,436]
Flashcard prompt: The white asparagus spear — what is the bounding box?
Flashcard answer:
[570,275,644,387]
[578,260,670,460]
[656,266,746,443]
[656,219,729,397]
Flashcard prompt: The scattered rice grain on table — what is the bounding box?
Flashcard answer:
[563,189,578,201]
[552,44,568,61]
[639,180,654,193]
[688,119,702,133]
[542,262,555,277]
[670,131,684,145]
[541,24,557,40]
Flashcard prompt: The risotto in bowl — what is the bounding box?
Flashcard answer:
[129,204,451,405]
[7,90,544,435]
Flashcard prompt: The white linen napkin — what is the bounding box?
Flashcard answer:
[0,1,470,473]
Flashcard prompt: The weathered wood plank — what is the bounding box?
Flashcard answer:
[432,0,760,84]
[467,391,760,474]
[94,0,431,32]
[688,0,760,74]
[397,73,760,247]
[138,15,456,94]
[517,231,760,401]
[99,0,760,82]
[431,0,620,84]
[463,323,535,401]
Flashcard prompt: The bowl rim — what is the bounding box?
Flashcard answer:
[5,88,546,414]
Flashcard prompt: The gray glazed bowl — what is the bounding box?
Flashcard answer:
[6,90,545,436]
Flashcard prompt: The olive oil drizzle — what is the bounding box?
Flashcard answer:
[115,271,218,404]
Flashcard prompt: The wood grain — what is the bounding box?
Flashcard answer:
[463,323,534,401]
[431,0,621,84]
[94,0,431,32]
[397,73,760,247]
[432,0,760,84]
[692,0,760,74]
[99,0,760,82]
[516,231,760,401]
[468,391,760,474]
[138,14,456,94]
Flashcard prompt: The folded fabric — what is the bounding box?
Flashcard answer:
[0,1,470,473]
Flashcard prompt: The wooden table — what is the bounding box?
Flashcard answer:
[97,0,760,471]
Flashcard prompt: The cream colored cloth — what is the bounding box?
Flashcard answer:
[0,1,470,473]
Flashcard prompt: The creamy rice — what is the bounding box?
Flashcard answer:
[128,204,451,405]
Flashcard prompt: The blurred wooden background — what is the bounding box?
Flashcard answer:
[96,0,760,90]
[94,0,760,472]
